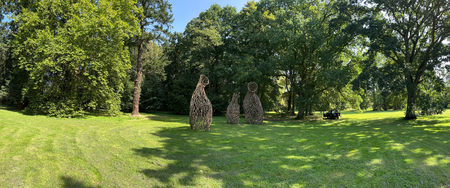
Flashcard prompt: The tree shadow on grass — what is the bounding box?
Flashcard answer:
[0,104,35,115]
[133,114,450,187]
[145,115,187,123]
[60,176,101,188]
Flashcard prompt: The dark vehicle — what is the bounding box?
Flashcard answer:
[323,109,340,119]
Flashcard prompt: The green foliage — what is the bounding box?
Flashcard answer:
[162,1,364,116]
[0,6,15,106]
[352,52,410,112]
[121,75,135,112]
[12,0,141,117]
[0,80,9,102]
[122,40,170,112]
[167,72,197,114]
[416,77,446,115]
[165,5,259,115]
[258,0,363,118]
[128,0,173,116]
[362,0,450,119]
[137,0,173,43]
[417,91,445,115]
[358,91,371,110]
[140,74,168,111]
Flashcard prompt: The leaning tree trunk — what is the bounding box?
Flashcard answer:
[405,81,418,120]
[131,20,145,117]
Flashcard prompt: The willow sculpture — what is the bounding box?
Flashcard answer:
[226,93,240,124]
[189,75,213,131]
[243,82,263,124]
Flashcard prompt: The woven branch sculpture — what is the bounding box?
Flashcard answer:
[189,75,213,131]
[243,82,263,124]
[226,93,240,124]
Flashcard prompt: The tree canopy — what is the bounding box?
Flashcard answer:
[12,0,141,117]
[0,0,448,119]
[362,0,450,119]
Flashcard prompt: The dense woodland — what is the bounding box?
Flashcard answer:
[0,0,449,119]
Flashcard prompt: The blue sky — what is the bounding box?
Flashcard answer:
[167,0,258,33]
[2,1,255,34]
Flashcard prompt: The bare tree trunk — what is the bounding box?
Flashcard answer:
[131,21,145,116]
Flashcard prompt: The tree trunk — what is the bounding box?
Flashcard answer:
[296,92,304,119]
[290,77,295,115]
[131,21,145,116]
[287,92,291,111]
[286,78,291,111]
[290,91,295,115]
[405,81,417,120]
[372,81,377,111]
[296,103,305,119]
[308,103,312,116]
[17,94,24,110]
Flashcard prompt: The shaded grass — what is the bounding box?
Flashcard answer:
[0,106,450,187]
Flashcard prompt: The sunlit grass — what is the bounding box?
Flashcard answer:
[1,106,449,187]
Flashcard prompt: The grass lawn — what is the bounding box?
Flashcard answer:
[1,106,450,187]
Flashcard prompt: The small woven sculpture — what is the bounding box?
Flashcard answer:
[243,82,263,124]
[226,93,240,124]
[189,75,213,131]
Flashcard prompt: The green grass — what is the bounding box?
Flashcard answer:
[1,106,450,187]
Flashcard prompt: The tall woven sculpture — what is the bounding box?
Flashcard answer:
[226,93,240,124]
[243,82,263,124]
[189,75,213,131]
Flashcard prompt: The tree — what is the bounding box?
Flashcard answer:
[12,0,141,117]
[364,0,450,119]
[164,32,197,115]
[0,14,9,103]
[138,41,170,111]
[0,0,28,107]
[122,40,170,112]
[230,1,280,111]
[416,76,446,115]
[131,0,173,116]
[261,0,363,119]
[183,4,241,114]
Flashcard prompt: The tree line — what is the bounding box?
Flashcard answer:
[0,0,449,119]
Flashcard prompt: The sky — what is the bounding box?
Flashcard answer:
[1,1,255,34]
[167,0,258,33]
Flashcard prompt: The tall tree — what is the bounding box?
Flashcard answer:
[122,40,170,112]
[262,0,362,119]
[13,0,141,117]
[231,1,280,111]
[364,0,450,119]
[0,0,33,108]
[131,0,173,116]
